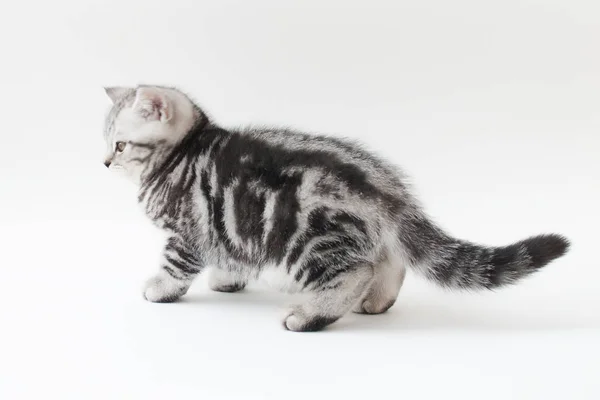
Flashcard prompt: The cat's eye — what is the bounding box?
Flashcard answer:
[115,141,126,152]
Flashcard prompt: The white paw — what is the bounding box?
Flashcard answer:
[143,275,188,303]
[282,308,339,332]
[283,312,304,331]
[352,297,396,314]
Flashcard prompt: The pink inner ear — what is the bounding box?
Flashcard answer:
[134,88,170,122]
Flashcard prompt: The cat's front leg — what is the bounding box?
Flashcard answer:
[143,236,205,303]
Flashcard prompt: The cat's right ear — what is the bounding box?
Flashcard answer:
[104,87,130,103]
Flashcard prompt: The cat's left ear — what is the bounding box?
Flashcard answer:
[104,86,131,103]
[132,87,172,123]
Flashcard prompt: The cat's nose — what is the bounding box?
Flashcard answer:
[104,160,111,168]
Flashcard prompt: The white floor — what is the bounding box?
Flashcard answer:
[1,220,598,399]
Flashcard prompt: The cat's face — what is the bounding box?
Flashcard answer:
[102,86,197,184]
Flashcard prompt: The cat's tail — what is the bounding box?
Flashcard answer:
[397,209,569,289]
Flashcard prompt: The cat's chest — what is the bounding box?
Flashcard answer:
[139,201,176,231]
[137,190,181,232]
[139,188,216,251]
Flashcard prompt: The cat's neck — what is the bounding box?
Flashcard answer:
[137,114,211,189]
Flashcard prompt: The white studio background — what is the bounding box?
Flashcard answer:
[0,1,598,399]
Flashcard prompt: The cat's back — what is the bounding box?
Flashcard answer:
[233,126,407,191]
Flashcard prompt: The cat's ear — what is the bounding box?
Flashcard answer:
[104,86,131,103]
[132,87,172,123]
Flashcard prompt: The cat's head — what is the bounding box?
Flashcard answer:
[102,85,199,183]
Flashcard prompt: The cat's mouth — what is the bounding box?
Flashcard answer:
[108,164,142,185]
[107,164,126,174]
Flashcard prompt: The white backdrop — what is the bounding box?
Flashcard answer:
[0,1,599,399]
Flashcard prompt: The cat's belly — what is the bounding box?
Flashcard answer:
[203,234,304,293]
[254,263,305,294]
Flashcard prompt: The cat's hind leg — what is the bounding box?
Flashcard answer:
[352,257,406,314]
[283,264,374,332]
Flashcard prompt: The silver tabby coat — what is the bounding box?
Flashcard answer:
[102,85,569,332]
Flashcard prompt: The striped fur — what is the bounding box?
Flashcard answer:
[102,85,569,331]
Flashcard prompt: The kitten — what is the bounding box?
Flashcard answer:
[102,85,569,332]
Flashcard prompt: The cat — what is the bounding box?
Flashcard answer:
[102,85,569,332]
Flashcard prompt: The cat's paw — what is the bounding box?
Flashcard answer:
[143,275,189,303]
[352,298,396,314]
[210,282,246,293]
[208,268,246,293]
[282,307,339,332]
